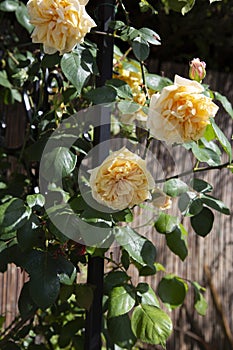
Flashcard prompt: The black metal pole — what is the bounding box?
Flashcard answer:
[85,1,115,349]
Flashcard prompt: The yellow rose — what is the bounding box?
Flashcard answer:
[147,75,219,144]
[27,0,96,55]
[89,147,155,211]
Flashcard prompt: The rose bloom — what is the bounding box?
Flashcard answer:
[147,75,219,144]
[89,147,155,211]
[189,58,206,82]
[27,0,96,55]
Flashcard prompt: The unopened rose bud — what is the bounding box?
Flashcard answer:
[189,58,206,82]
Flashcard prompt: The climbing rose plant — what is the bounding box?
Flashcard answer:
[0,0,232,349]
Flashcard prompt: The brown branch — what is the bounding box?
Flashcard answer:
[204,265,233,349]
[174,326,217,350]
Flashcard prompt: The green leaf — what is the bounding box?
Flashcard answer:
[58,267,77,286]
[190,178,213,193]
[163,178,189,197]
[108,285,135,318]
[203,124,216,141]
[131,304,172,347]
[181,0,195,15]
[104,271,130,294]
[192,281,208,316]
[191,142,221,166]
[0,0,19,12]
[18,282,37,319]
[166,224,188,261]
[154,212,179,234]
[191,207,214,237]
[15,3,33,32]
[139,27,161,45]
[23,250,60,309]
[17,215,44,252]
[61,51,91,94]
[200,194,230,215]
[59,319,85,348]
[40,147,77,182]
[118,100,141,114]
[75,284,94,311]
[158,275,188,309]
[0,70,12,88]
[107,314,136,349]
[26,194,45,208]
[121,249,130,270]
[85,86,117,104]
[0,198,30,234]
[214,91,233,119]
[114,226,156,268]
[106,79,133,99]
[210,118,232,162]
[145,73,172,91]
[136,283,160,307]
[132,37,150,61]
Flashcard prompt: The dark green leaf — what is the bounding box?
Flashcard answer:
[75,284,94,311]
[107,314,136,349]
[200,194,230,215]
[154,212,179,234]
[163,178,189,197]
[0,198,30,234]
[104,271,130,294]
[166,224,188,261]
[139,27,160,45]
[158,275,188,309]
[190,178,213,193]
[132,37,150,61]
[85,86,117,104]
[17,215,44,252]
[59,319,85,348]
[214,91,233,119]
[136,282,160,307]
[191,207,214,237]
[108,285,135,318]
[23,251,60,309]
[121,249,130,270]
[210,117,232,162]
[18,282,37,319]
[131,304,172,347]
[114,226,156,267]
[106,78,133,99]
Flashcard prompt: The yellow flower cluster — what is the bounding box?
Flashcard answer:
[27,0,96,55]
[113,54,147,105]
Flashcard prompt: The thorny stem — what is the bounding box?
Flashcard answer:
[155,161,233,184]
[91,30,120,39]
[117,0,130,26]
[140,60,149,100]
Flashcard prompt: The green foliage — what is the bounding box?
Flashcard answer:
[0,0,231,349]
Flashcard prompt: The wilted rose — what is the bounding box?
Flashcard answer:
[27,0,96,55]
[147,75,219,144]
[89,147,155,211]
